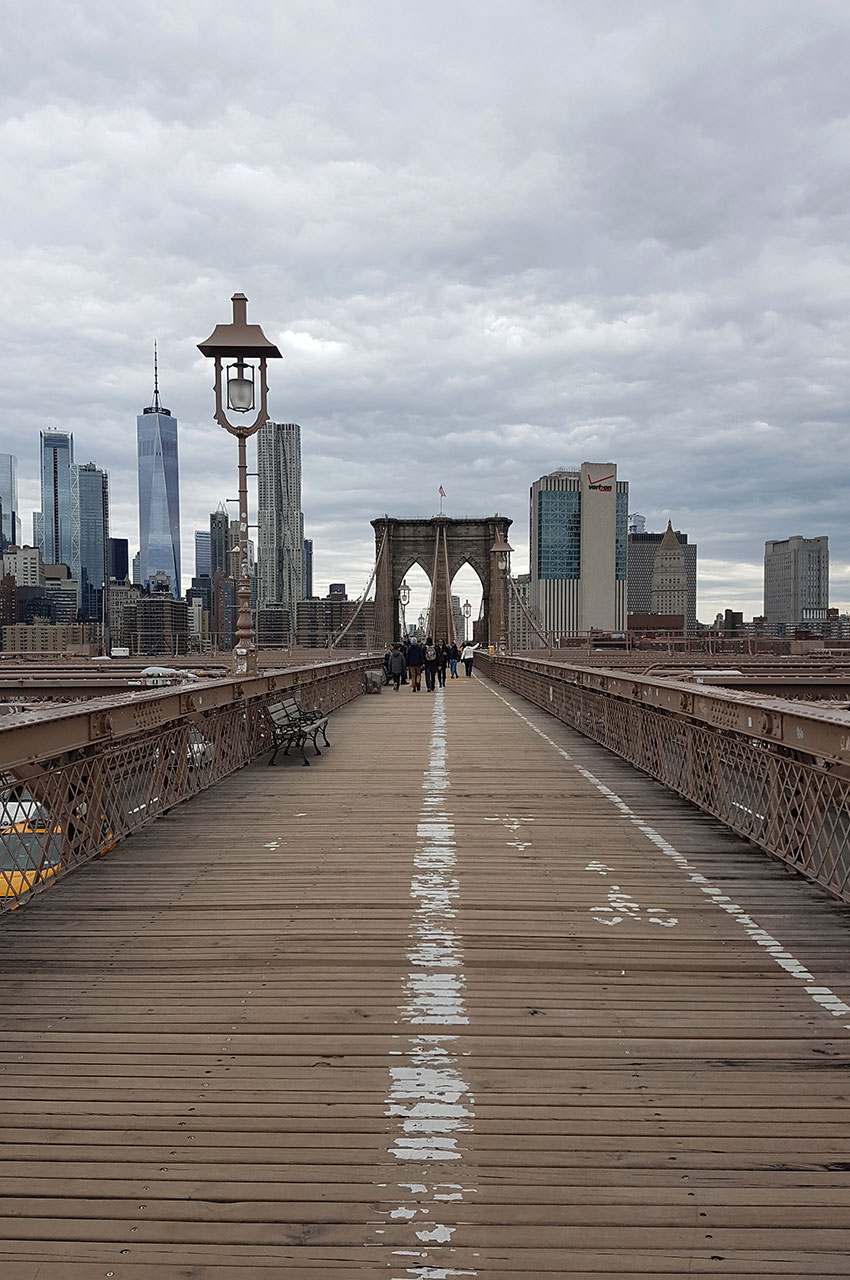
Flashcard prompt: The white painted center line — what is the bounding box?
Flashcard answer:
[483,679,850,1033]
[382,689,478,1280]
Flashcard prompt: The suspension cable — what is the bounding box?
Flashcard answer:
[330,528,387,650]
[506,572,550,648]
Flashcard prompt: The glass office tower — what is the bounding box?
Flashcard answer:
[530,464,629,638]
[0,454,18,547]
[39,430,74,566]
[137,374,181,597]
[71,462,109,620]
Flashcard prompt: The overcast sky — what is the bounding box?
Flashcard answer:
[2,0,849,621]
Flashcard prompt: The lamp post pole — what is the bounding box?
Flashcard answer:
[462,599,471,644]
[234,435,252,662]
[198,294,282,675]
[490,530,514,654]
[399,579,410,641]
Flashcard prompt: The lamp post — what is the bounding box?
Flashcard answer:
[418,611,426,637]
[399,579,410,639]
[462,598,472,643]
[198,294,282,674]
[490,531,514,653]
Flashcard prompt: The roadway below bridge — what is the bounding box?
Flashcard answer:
[1,673,849,1276]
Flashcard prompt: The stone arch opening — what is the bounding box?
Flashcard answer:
[450,561,484,644]
[399,561,432,637]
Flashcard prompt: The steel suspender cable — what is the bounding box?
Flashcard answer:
[330,529,387,650]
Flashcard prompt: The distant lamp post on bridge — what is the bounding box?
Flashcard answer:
[490,531,514,653]
[417,611,426,637]
[462,598,472,643]
[399,579,410,638]
[198,294,282,675]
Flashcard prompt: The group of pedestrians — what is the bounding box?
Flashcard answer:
[384,637,479,692]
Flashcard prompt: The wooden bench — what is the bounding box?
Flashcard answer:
[265,696,330,767]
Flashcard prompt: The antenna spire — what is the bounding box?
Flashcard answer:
[152,340,161,411]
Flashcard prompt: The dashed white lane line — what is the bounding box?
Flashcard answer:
[482,679,850,1033]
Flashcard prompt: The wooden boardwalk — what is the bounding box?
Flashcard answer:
[1,673,849,1278]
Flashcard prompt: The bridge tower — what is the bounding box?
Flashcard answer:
[372,514,513,646]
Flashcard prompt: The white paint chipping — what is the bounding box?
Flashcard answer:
[590,884,678,928]
[381,690,478,1279]
[484,680,850,1033]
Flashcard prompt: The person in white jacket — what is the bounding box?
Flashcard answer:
[460,642,478,678]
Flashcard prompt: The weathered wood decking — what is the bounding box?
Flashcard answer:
[1,673,849,1277]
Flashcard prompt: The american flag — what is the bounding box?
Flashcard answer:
[439,485,446,497]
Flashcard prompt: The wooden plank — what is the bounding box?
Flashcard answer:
[0,676,849,1274]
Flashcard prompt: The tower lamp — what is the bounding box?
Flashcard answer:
[198,294,282,674]
[490,530,514,652]
[462,598,472,643]
[399,579,410,638]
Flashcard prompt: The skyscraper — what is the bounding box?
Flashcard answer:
[0,454,18,547]
[210,505,229,580]
[109,538,129,582]
[257,422,303,629]
[195,530,211,579]
[303,537,314,598]
[764,535,829,630]
[71,461,109,621]
[628,527,697,631]
[650,521,687,620]
[39,430,74,566]
[529,463,628,637]
[137,351,181,597]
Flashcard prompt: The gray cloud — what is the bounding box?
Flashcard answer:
[2,0,849,618]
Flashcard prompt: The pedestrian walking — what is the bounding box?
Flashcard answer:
[388,644,407,691]
[382,647,393,685]
[448,642,460,678]
[461,641,478,677]
[423,637,439,692]
[406,638,424,691]
[436,640,449,688]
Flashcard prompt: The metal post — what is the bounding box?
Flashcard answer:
[233,435,256,674]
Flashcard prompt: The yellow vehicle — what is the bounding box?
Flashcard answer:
[0,793,62,900]
[0,792,117,902]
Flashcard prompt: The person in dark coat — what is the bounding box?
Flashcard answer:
[388,644,407,691]
[406,638,424,691]
[436,640,449,688]
[448,642,460,678]
[383,647,393,685]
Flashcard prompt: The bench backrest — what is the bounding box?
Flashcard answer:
[266,697,299,726]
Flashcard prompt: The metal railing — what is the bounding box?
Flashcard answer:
[0,656,374,913]
[478,653,850,905]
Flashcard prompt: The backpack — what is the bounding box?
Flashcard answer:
[424,644,437,661]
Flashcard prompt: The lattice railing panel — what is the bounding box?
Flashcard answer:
[0,660,371,912]
[484,657,850,906]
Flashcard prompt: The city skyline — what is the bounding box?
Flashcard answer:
[2,3,850,618]
[2,414,848,625]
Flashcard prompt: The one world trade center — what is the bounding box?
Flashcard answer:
[137,349,181,596]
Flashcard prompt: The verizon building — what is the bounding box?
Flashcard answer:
[530,463,628,638]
